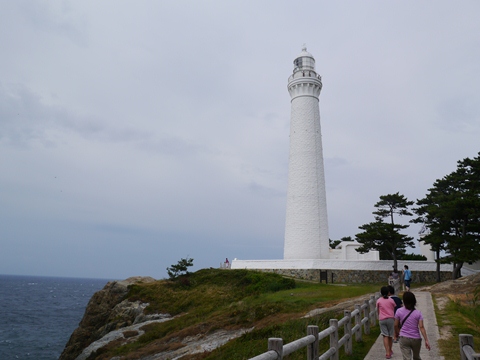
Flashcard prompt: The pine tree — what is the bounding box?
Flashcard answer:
[356,193,415,272]
[413,152,480,279]
[167,257,194,280]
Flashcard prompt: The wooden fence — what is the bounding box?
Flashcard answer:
[249,293,380,360]
[460,334,480,360]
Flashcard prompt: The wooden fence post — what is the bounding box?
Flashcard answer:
[355,304,362,342]
[459,334,480,360]
[364,299,370,335]
[370,295,377,324]
[459,334,472,360]
[330,319,339,360]
[268,338,283,360]
[344,310,352,355]
[307,325,319,360]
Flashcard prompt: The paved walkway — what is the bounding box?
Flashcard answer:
[364,291,443,360]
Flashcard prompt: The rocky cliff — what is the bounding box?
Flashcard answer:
[59,273,254,360]
[60,276,156,360]
[61,270,480,360]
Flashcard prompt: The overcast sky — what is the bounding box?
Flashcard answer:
[1,1,479,280]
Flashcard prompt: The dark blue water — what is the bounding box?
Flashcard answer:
[0,275,110,359]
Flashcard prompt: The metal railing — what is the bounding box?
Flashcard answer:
[249,293,379,360]
[460,334,480,360]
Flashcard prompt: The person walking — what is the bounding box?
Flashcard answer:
[377,286,396,359]
[388,285,403,343]
[394,291,431,360]
[403,265,412,291]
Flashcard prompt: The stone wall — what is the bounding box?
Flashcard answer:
[252,268,451,284]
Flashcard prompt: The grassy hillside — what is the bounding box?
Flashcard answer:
[91,269,381,360]
[426,274,480,359]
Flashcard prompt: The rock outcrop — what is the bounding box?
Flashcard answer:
[60,276,252,360]
[59,276,156,360]
[60,271,480,360]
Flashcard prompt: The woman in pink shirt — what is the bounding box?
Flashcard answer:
[377,286,396,358]
[394,291,430,359]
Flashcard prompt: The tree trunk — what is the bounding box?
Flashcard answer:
[436,250,441,282]
[453,262,463,279]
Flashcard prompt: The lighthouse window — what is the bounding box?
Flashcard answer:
[294,57,315,71]
[304,58,315,69]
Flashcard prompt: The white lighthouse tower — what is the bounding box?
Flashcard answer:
[283,47,330,260]
[231,49,445,280]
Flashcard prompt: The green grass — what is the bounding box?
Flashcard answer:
[433,286,480,358]
[91,269,382,360]
[201,313,381,360]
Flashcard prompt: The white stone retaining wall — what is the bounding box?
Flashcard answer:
[230,259,452,283]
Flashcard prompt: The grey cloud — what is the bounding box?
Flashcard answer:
[19,1,88,46]
[436,97,480,132]
[0,83,153,147]
[1,1,480,279]
[247,181,285,199]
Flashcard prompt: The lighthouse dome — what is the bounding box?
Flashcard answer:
[293,46,315,72]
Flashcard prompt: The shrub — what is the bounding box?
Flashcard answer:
[167,257,194,280]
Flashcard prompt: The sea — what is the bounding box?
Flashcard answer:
[0,274,111,360]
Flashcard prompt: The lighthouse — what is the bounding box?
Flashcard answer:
[283,47,330,260]
[231,49,444,280]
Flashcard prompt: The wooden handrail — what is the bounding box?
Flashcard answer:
[460,334,480,360]
[249,292,380,360]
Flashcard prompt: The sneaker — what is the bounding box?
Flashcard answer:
[393,339,398,343]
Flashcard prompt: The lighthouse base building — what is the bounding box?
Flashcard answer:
[230,48,452,283]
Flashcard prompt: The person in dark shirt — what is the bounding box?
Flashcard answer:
[388,285,403,343]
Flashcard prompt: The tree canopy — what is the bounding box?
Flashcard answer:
[356,193,415,272]
[413,152,480,279]
[167,257,194,280]
[329,236,354,249]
